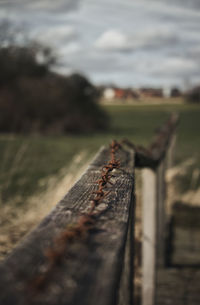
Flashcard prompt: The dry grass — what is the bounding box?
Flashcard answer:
[166,158,200,213]
[0,150,90,260]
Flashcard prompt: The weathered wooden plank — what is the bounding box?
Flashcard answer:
[166,134,177,169]
[123,113,179,169]
[0,145,135,305]
[156,160,166,267]
[156,268,200,305]
[142,168,157,305]
[167,202,200,266]
[149,113,179,162]
[118,190,135,305]
[142,159,167,305]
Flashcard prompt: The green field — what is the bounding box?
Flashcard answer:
[0,103,199,205]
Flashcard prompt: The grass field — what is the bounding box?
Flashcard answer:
[0,102,199,206]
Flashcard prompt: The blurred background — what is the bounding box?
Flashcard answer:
[0,1,200,300]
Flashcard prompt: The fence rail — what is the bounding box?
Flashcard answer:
[0,113,179,305]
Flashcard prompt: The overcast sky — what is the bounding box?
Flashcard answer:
[1,0,200,88]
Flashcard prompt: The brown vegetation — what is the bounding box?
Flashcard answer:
[0,39,108,134]
[185,85,200,104]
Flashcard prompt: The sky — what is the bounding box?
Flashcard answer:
[0,0,200,89]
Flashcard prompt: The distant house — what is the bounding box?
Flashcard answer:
[126,89,140,99]
[112,88,139,100]
[114,88,126,99]
[139,88,163,98]
[170,87,182,97]
[103,87,132,101]
[103,86,163,102]
[103,88,115,100]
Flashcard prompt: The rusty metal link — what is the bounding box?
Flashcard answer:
[88,140,121,214]
[30,140,121,291]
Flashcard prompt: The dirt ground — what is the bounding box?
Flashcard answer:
[156,159,200,305]
[0,151,90,260]
[133,158,200,304]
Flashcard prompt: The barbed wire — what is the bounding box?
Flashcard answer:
[28,114,179,292]
[29,140,121,291]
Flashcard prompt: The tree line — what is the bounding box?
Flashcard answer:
[0,21,108,134]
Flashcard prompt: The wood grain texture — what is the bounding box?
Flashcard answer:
[0,146,135,305]
[142,168,157,305]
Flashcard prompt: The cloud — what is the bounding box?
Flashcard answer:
[34,25,78,46]
[95,28,179,52]
[0,0,82,38]
[0,0,81,13]
[95,30,131,51]
[1,0,200,88]
[160,0,200,10]
[151,57,199,80]
[59,42,81,56]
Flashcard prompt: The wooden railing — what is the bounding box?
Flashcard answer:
[0,114,179,305]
